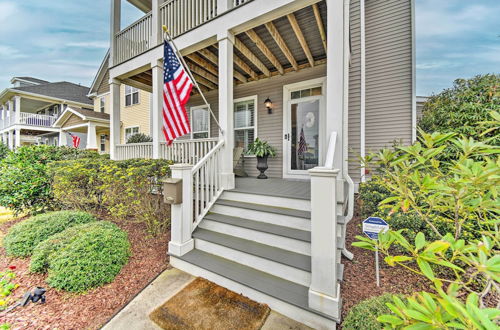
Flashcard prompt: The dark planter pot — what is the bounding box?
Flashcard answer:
[256,155,269,179]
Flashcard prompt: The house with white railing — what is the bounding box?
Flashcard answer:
[0,77,95,149]
[103,0,415,327]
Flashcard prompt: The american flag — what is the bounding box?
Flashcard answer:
[68,132,80,148]
[162,40,193,144]
[298,128,307,157]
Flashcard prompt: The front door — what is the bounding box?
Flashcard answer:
[283,78,326,179]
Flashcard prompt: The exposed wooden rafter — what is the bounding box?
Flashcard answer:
[233,70,248,83]
[264,22,299,71]
[287,13,315,67]
[245,29,284,75]
[192,73,218,90]
[186,62,218,85]
[197,49,218,65]
[234,54,258,79]
[186,53,218,76]
[241,59,326,84]
[234,37,271,77]
[312,3,327,52]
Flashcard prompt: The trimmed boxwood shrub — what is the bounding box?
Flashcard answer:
[343,294,397,330]
[30,221,130,292]
[3,211,96,257]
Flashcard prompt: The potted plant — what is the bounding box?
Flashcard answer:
[247,138,276,179]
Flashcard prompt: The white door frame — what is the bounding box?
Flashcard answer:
[282,77,326,179]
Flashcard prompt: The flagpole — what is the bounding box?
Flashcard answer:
[162,26,224,136]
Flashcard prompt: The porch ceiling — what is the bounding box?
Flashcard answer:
[126,0,327,93]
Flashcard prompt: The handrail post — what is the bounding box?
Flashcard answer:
[168,163,195,257]
[152,0,162,46]
[14,96,21,125]
[308,166,341,320]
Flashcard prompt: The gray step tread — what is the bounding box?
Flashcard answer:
[193,228,311,272]
[204,213,311,242]
[177,250,337,321]
[216,199,311,219]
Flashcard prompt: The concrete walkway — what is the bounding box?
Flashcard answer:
[102,267,311,330]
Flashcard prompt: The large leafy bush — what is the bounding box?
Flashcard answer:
[30,221,130,292]
[3,211,96,257]
[126,133,152,143]
[0,145,104,214]
[50,158,172,235]
[0,142,9,161]
[343,294,397,330]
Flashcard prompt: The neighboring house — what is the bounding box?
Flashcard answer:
[87,52,152,153]
[103,0,416,327]
[416,95,429,120]
[0,77,95,149]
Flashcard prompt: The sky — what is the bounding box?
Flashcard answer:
[0,0,498,96]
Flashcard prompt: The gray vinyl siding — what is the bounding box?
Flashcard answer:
[364,0,413,153]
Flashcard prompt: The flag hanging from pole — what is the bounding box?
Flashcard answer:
[67,132,81,148]
[298,127,307,157]
[162,40,193,145]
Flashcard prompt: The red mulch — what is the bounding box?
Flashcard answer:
[0,216,170,330]
[340,212,430,320]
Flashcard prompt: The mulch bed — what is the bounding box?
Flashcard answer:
[340,212,429,320]
[150,277,270,330]
[0,216,170,330]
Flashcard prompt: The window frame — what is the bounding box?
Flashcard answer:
[100,97,105,113]
[124,126,140,142]
[124,85,139,107]
[190,105,211,139]
[100,134,106,152]
[233,95,258,156]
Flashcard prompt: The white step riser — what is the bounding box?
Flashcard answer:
[221,191,311,212]
[199,220,311,256]
[194,239,311,287]
[210,204,310,232]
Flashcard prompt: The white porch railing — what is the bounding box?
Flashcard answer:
[19,112,57,127]
[115,138,218,162]
[114,12,153,64]
[160,0,217,39]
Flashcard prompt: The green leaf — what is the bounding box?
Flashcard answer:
[377,314,404,326]
[415,232,426,251]
[417,258,435,280]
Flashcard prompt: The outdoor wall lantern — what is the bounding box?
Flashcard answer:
[264,97,273,114]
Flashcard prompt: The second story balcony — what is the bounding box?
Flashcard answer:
[0,112,57,130]
[112,0,252,65]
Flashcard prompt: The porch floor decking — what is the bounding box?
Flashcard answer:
[232,178,310,200]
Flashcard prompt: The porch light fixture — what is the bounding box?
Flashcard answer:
[264,97,273,114]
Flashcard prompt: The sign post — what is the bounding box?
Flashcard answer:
[362,217,389,287]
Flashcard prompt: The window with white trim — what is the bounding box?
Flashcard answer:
[234,97,256,152]
[125,126,139,141]
[191,106,209,139]
[100,134,106,152]
[100,98,105,113]
[125,85,139,106]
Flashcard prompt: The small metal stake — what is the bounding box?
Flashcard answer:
[375,245,380,287]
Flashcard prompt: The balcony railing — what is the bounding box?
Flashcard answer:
[115,138,218,163]
[0,112,56,130]
[113,0,253,65]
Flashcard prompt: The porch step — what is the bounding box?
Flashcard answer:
[215,199,311,219]
[175,249,338,322]
[222,190,311,212]
[204,213,311,242]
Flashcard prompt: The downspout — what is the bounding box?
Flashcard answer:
[359,0,366,183]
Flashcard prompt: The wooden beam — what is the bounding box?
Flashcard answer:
[198,48,218,65]
[233,69,247,83]
[130,74,152,86]
[187,62,218,85]
[187,53,218,76]
[265,22,299,71]
[192,73,218,90]
[245,29,284,74]
[122,78,152,93]
[234,54,258,79]
[234,37,271,77]
[242,59,326,84]
[312,3,327,53]
[287,13,315,67]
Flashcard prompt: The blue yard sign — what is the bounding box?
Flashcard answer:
[363,217,389,240]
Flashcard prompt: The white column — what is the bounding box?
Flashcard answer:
[14,96,21,125]
[109,0,121,67]
[14,128,21,148]
[7,100,14,126]
[8,130,14,150]
[87,123,98,150]
[152,0,162,46]
[325,0,346,174]
[218,32,235,190]
[308,167,341,319]
[109,79,121,159]
[168,164,195,256]
[217,0,230,13]
[151,60,164,159]
[59,130,68,147]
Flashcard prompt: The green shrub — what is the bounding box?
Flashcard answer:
[358,175,391,218]
[0,142,9,161]
[126,133,153,143]
[50,158,172,235]
[31,221,130,292]
[3,211,96,257]
[0,145,104,214]
[343,294,397,330]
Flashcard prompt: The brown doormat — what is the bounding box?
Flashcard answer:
[150,277,271,330]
